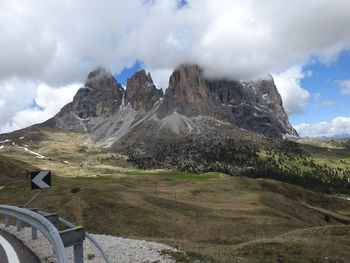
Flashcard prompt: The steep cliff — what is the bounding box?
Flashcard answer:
[157,64,297,137]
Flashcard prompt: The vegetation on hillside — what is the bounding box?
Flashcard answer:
[329,139,350,149]
[123,135,350,194]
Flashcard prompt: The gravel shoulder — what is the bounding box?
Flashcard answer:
[0,224,176,263]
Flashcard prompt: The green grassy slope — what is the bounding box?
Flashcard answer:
[0,130,130,178]
[0,154,37,185]
[300,141,350,169]
[1,130,350,261]
[0,173,350,262]
[123,135,350,194]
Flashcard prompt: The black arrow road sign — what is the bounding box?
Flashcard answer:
[30,170,51,189]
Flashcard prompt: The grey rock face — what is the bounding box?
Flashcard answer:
[55,67,124,129]
[53,64,297,143]
[158,64,213,118]
[157,64,297,138]
[125,70,163,111]
[205,76,297,137]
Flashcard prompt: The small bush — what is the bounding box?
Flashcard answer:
[71,187,81,193]
[324,215,330,222]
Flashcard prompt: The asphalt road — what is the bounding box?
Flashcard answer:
[0,229,40,263]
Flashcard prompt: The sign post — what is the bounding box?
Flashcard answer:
[23,170,52,208]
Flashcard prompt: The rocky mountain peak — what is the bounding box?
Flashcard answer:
[125,69,163,111]
[52,63,297,140]
[54,68,124,131]
[158,64,213,118]
[85,67,117,90]
[169,64,209,101]
[157,64,297,138]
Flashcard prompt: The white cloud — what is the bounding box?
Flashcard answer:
[35,84,80,111]
[1,0,350,84]
[1,84,80,133]
[295,117,350,138]
[340,80,350,95]
[0,78,37,128]
[273,66,310,116]
[2,0,350,131]
[147,68,173,90]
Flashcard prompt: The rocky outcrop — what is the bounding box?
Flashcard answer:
[158,64,213,118]
[125,70,163,111]
[55,67,124,130]
[205,76,297,137]
[156,64,297,138]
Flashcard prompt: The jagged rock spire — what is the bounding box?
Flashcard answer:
[125,70,163,111]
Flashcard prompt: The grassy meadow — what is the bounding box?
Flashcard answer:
[1,170,350,262]
[0,131,350,262]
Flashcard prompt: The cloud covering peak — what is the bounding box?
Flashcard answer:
[1,0,350,85]
[1,0,350,131]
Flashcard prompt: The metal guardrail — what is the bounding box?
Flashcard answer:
[0,205,68,263]
[0,205,111,263]
[38,211,111,263]
[59,218,111,263]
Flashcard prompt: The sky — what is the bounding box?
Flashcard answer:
[0,0,350,137]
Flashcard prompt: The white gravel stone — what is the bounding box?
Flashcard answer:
[0,224,176,263]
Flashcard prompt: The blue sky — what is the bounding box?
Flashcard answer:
[115,61,143,87]
[290,52,350,126]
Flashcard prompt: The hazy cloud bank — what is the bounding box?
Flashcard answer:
[295,117,350,138]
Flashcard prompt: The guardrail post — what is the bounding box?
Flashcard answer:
[16,218,22,231]
[57,217,111,263]
[60,227,85,263]
[28,208,38,240]
[3,215,9,227]
[32,226,38,240]
[43,213,59,228]
[74,243,84,263]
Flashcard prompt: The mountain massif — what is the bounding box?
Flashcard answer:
[1,63,350,195]
[51,64,297,147]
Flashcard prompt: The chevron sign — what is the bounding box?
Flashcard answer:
[30,170,51,189]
